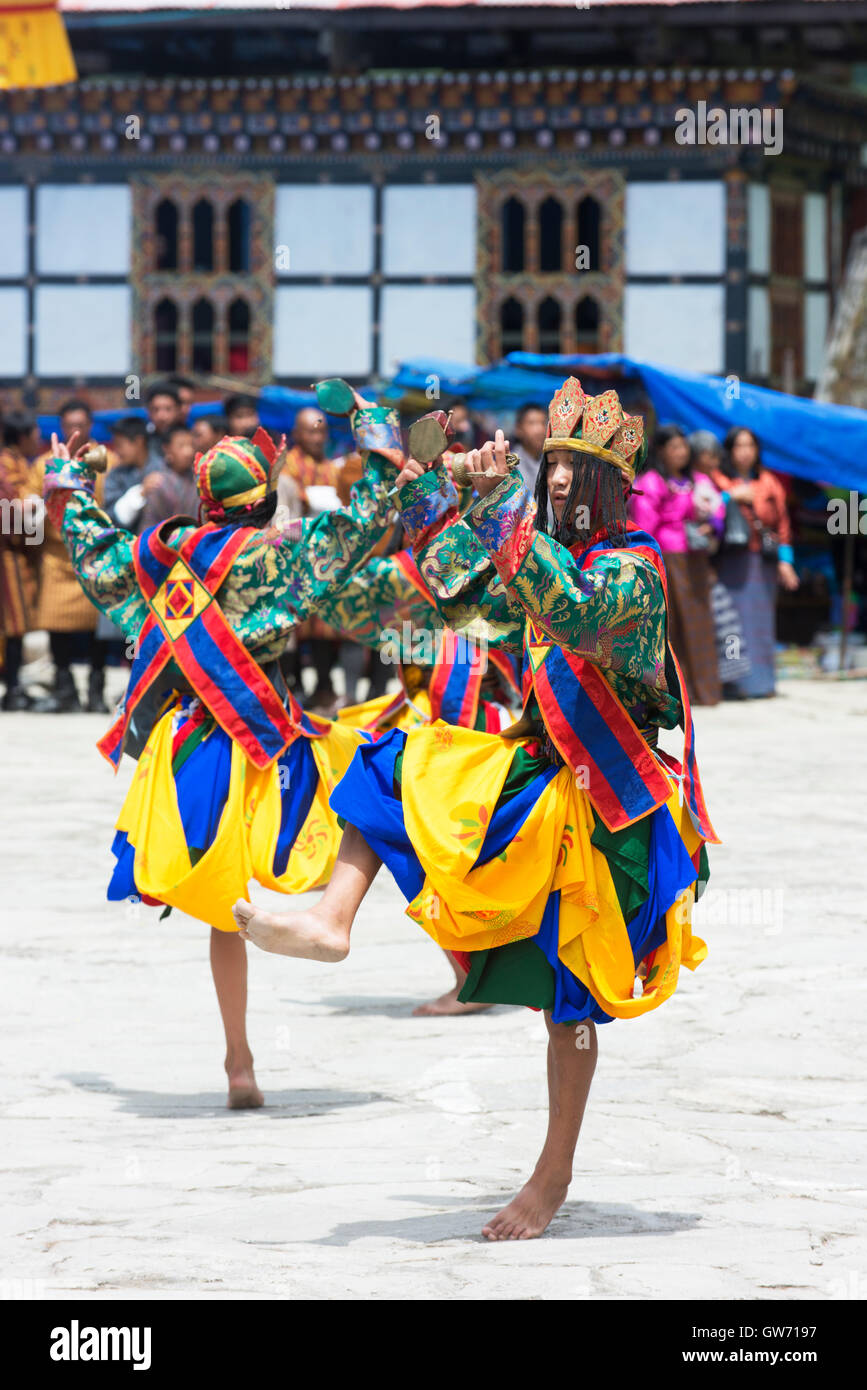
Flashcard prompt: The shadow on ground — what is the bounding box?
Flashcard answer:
[314,993,508,1018]
[290,1196,703,1246]
[61,1072,390,1119]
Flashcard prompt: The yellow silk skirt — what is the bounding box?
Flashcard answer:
[113,705,363,932]
[380,724,707,1020]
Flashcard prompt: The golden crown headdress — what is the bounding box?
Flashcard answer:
[541,377,646,483]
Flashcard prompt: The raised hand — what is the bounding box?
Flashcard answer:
[394,455,430,492]
[51,429,89,463]
[460,428,511,497]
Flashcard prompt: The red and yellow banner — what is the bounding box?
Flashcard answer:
[0,1,77,90]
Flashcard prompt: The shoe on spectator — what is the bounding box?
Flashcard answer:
[32,668,82,713]
[86,669,109,714]
[1,686,34,711]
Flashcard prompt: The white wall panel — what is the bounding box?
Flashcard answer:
[626,181,725,276]
[804,192,828,282]
[274,285,372,376]
[0,187,27,277]
[747,286,771,377]
[805,290,829,381]
[0,288,27,375]
[35,286,131,376]
[624,283,725,373]
[274,185,374,276]
[380,285,476,372]
[748,184,770,276]
[383,185,476,276]
[36,185,130,275]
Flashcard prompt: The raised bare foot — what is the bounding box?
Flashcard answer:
[225,1060,264,1111]
[232,899,349,962]
[481,1169,570,1241]
[412,985,495,1017]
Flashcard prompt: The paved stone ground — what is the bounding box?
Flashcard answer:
[2,676,866,1300]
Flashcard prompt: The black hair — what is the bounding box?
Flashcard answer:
[145,380,181,406]
[223,392,258,418]
[720,425,762,481]
[58,397,93,421]
[167,374,196,393]
[165,423,193,442]
[3,410,37,447]
[222,491,278,530]
[195,413,228,438]
[648,423,694,479]
[515,401,547,427]
[112,415,149,444]
[533,449,630,549]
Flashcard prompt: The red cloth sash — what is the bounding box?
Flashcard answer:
[523,527,718,842]
[98,519,320,770]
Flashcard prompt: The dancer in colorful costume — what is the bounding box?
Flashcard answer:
[234,377,718,1238]
[333,550,523,1015]
[327,396,522,745]
[42,401,405,1107]
[322,405,524,1014]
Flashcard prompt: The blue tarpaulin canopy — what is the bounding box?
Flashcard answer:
[388,353,867,493]
[36,355,867,493]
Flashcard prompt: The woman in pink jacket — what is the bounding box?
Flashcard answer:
[629,424,725,705]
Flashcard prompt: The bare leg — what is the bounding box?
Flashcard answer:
[233,823,381,960]
[412,949,495,1017]
[209,927,264,1109]
[482,1011,597,1240]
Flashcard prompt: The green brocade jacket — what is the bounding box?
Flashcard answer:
[394,465,682,733]
[43,435,432,663]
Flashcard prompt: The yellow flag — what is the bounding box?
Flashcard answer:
[0,2,77,91]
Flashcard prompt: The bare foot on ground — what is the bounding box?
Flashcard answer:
[481,1169,570,1241]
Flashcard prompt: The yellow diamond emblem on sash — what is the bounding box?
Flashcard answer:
[525,618,551,673]
[151,559,211,639]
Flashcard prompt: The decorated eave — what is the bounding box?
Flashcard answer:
[1,68,866,172]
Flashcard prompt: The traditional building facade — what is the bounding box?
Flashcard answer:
[2,1,867,412]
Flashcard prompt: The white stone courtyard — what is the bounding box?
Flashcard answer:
[2,676,865,1300]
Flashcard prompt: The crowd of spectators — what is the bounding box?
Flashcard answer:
[0,377,799,714]
[0,377,389,713]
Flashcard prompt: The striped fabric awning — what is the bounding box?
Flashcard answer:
[0,1,77,89]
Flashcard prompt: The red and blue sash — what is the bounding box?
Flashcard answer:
[489,650,522,703]
[98,519,322,770]
[391,548,436,610]
[524,526,718,843]
[605,529,717,843]
[392,550,516,729]
[428,627,486,726]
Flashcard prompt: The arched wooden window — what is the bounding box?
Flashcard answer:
[575,295,601,351]
[228,297,251,374]
[537,296,561,354]
[228,199,251,274]
[577,196,601,272]
[192,297,214,373]
[499,296,524,355]
[155,199,178,272]
[154,297,178,371]
[539,197,563,273]
[501,198,525,273]
[192,199,215,273]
